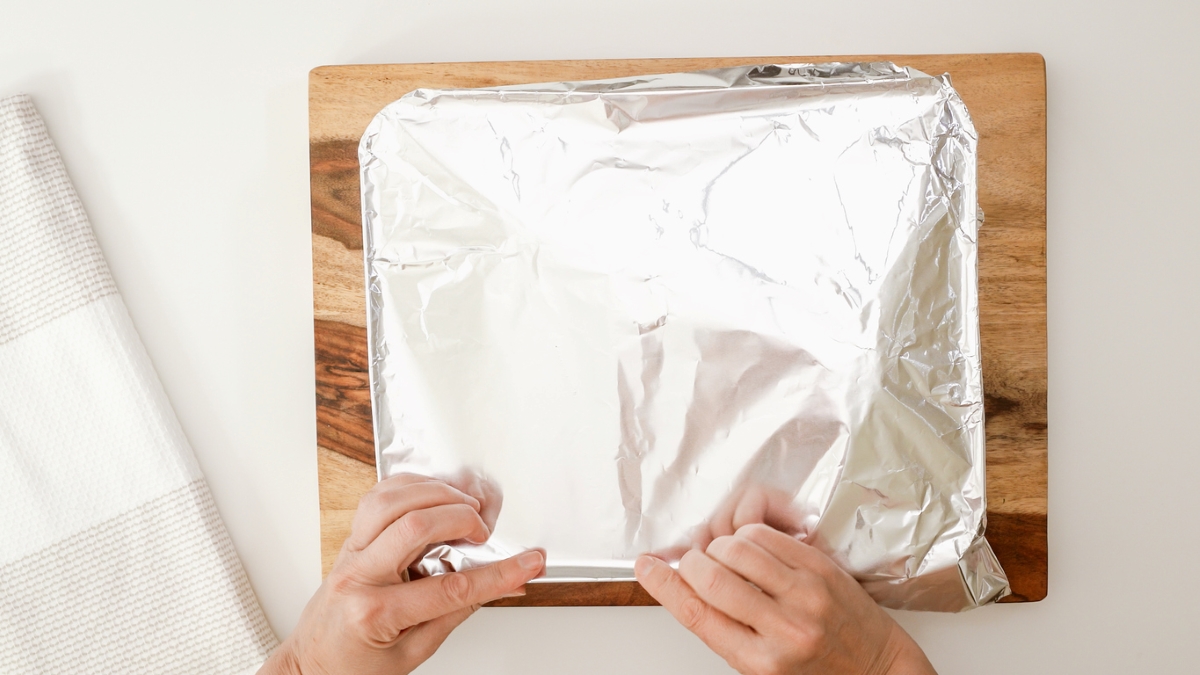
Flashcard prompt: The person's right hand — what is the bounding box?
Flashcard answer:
[259,473,545,675]
[636,523,936,675]
[690,482,808,553]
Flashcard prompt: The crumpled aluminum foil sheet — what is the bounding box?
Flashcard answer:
[360,62,1010,611]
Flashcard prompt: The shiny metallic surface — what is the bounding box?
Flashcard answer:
[360,62,1009,611]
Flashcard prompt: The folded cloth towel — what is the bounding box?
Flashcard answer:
[0,94,277,673]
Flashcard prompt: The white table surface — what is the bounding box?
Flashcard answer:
[4,1,1199,672]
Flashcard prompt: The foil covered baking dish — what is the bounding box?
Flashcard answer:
[360,62,1010,611]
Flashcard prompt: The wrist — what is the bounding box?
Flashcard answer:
[872,621,937,675]
[258,640,305,675]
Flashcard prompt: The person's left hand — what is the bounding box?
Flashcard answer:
[260,473,545,675]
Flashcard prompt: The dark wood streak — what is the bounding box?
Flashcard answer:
[486,581,658,607]
[314,319,375,465]
[989,512,1049,602]
[310,140,364,250]
[983,389,1048,451]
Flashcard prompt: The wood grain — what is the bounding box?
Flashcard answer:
[310,54,1047,606]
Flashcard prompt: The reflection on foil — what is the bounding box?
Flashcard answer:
[361,62,1010,611]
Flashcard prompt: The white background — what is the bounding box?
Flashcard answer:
[3,1,1198,672]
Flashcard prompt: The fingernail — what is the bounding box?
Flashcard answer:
[516,550,544,570]
[500,588,527,598]
[634,555,661,577]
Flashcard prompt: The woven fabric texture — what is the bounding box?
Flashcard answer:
[0,93,278,672]
[0,94,116,345]
[0,481,277,674]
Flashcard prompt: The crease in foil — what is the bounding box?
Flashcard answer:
[360,62,1010,611]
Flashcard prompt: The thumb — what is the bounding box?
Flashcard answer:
[383,549,545,628]
[400,603,478,663]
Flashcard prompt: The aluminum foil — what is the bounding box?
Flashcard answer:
[360,62,1010,611]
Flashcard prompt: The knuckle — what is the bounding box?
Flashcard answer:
[778,570,803,598]
[493,557,522,586]
[713,536,748,564]
[441,571,474,606]
[477,563,520,600]
[739,522,775,542]
[678,549,705,575]
[397,511,432,542]
[677,596,709,631]
[808,583,834,617]
[795,634,824,662]
[434,482,462,502]
[782,623,824,661]
[679,554,723,597]
[340,533,361,554]
[467,509,490,537]
[326,569,358,596]
[356,489,381,514]
[705,535,732,556]
[746,652,786,675]
[347,593,384,633]
[394,472,434,486]
[695,567,723,597]
[807,623,828,653]
[645,560,670,586]
[355,496,371,515]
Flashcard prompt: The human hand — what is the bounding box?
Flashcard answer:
[690,483,808,553]
[635,524,936,675]
[260,473,545,675]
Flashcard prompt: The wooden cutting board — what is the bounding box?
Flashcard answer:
[310,54,1047,606]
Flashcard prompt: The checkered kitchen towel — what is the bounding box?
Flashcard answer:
[0,94,277,673]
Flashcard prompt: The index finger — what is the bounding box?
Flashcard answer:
[634,556,757,657]
[737,523,840,576]
[347,479,482,552]
[444,471,503,534]
[354,503,491,583]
